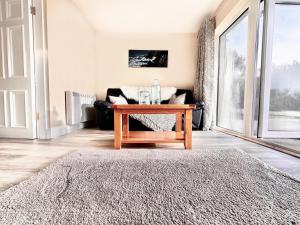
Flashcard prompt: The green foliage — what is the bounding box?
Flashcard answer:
[270,89,300,111]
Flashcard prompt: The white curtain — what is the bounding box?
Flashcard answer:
[194,17,216,130]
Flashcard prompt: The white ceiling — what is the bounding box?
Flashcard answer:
[72,0,222,33]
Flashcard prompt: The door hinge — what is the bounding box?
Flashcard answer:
[30,6,36,15]
[35,112,40,121]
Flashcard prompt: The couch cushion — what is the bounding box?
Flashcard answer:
[106,88,194,104]
[121,86,177,102]
[109,95,128,104]
[161,89,194,104]
[176,89,194,104]
[106,88,137,104]
[168,93,186,104]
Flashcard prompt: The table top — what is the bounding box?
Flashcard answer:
[111,104,196,110]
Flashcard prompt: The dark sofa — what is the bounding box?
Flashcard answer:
[94,88,205,131]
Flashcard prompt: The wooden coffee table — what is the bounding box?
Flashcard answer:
[111,104,195,150]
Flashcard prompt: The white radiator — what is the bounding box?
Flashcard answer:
[65,91,96,126]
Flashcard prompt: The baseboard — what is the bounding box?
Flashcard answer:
[38,128,52,139]
[50,123,85,139]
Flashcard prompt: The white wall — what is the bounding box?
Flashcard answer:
[46,0,97,128]
[95,32,198,99]
[215,0,239,26]
[46,1,199,130]
[215,0,251,32]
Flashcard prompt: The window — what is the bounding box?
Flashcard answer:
[217,12,249,133]
[268,4,300,131]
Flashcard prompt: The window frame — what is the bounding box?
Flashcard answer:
[258,0,300,138]
[216,9,250,133]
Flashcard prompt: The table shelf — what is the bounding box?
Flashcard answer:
[122,131,184,144]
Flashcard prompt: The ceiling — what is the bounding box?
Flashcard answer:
[71,0,222,33]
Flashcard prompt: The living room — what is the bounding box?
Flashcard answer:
[0,0,299,224]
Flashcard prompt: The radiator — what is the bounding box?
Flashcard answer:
[65,91,96,126]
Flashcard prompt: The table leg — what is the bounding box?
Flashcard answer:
[114,110,122,149]
[122,114,129,138]
[184,109,192,149]
[176,113,182,139]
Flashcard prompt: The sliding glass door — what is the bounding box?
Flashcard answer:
[259,0,300,138]
[216,0,300,154]
[217,12,249,133]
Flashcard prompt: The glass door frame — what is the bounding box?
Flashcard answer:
[258,0,300,138]
[215,0,261,137]
[216,10,249,134]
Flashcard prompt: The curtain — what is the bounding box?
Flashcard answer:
[194,17,216,130]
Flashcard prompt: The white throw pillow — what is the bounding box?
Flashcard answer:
[109,95,128,104]
[168,93,186,104]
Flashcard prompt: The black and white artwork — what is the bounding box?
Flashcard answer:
[128,50,168,68]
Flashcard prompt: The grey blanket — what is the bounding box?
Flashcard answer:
[130,114,176,131]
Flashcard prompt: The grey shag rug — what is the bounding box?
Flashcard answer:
[0,148,299,225]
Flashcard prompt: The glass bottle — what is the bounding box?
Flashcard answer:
[151,79,161,104]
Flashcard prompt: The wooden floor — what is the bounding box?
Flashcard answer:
[0,129,299,191]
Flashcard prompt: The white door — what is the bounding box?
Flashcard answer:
[0,0,36,139]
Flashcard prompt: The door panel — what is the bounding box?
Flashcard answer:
[0,28,4,78]
[9,90,26,128]
[0,0,36,139]
[6,0,23,20]
[0,90,7,127]
[7,24,25,77]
